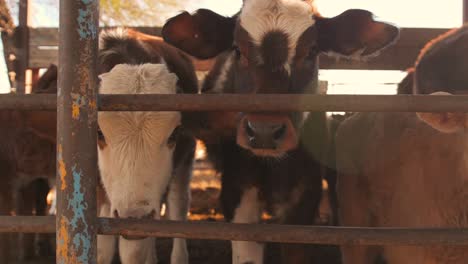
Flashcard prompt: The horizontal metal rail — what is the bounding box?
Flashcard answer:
[0,94,56,110]
[3,216,468,246]
[0,216,55,233]
[0,94,468,112]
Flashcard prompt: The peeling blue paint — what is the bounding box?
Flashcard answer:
[68,165,91,263]
[74,234,91,263]
[77,0,98,40]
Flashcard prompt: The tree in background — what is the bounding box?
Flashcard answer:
[6,0,190,26]
[100,0,189,26]
[0,0,14,31]
[0,0,193,90]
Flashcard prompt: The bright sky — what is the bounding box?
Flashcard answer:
[195,0,463,28]
[14,0,463,28]
[0,0,465,93]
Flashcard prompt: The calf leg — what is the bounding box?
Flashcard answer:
[166,161,192,264]
[34,180,54,257]
[230,187,264,264]
[15,183,36,261]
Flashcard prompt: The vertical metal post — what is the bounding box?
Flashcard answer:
[15,0,30,94]
[56,0,99,263]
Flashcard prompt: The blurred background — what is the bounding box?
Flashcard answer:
[0,0,464,95]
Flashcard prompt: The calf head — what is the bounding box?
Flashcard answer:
[411,25,468,133]
[163,0,398,157]
[414,24,468,95]
[98,64,181,220]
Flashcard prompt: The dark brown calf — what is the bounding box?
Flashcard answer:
[163,1,398,263]
[164,4,398,156]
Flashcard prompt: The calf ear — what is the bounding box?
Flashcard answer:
[162,9,237,59]
[416,92,468,133]
[316,9,399,58]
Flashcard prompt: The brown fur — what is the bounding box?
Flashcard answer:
[337,24,468,264]
[337,112,468,264]
[414,24,468,94]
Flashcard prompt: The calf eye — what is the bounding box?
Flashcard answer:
[233,45,249,66]
[167,125,182,148]
[97,126,107,149]
[97,126,105,141]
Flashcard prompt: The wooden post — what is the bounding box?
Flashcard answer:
[464,0,468,23]
[15,0,30,94]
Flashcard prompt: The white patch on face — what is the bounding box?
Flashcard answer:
[213,52,235,93]
[98,64,180,219]
[240,0,315,63]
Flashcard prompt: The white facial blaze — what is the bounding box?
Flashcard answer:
[240,0,315,63]
[213,52,235,93]
[98,64,180,219]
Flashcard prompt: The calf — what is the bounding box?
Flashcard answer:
[96,29,198,264]
[336,24,468,264]
[0,66,59,261]
[0,109,56,261]
[163,1,398,263]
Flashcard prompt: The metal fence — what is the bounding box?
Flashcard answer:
[1,0,468,263]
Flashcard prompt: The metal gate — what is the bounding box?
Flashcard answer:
[0,0,468,263]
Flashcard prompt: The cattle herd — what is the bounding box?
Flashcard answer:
[1,0,467,263]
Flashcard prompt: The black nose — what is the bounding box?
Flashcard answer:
[245,120,287,149]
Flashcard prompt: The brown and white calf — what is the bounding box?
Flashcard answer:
[162,1,398,263]
[96,29,198,264]
[336,24,468,264]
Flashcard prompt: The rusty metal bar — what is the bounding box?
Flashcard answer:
[0,216,55,233]
[98,219,468,246]
[2,217,468,247]
[0,94,467,112]
[98,94,468,112]
[56,0,99,263]
[0,94,56,110]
